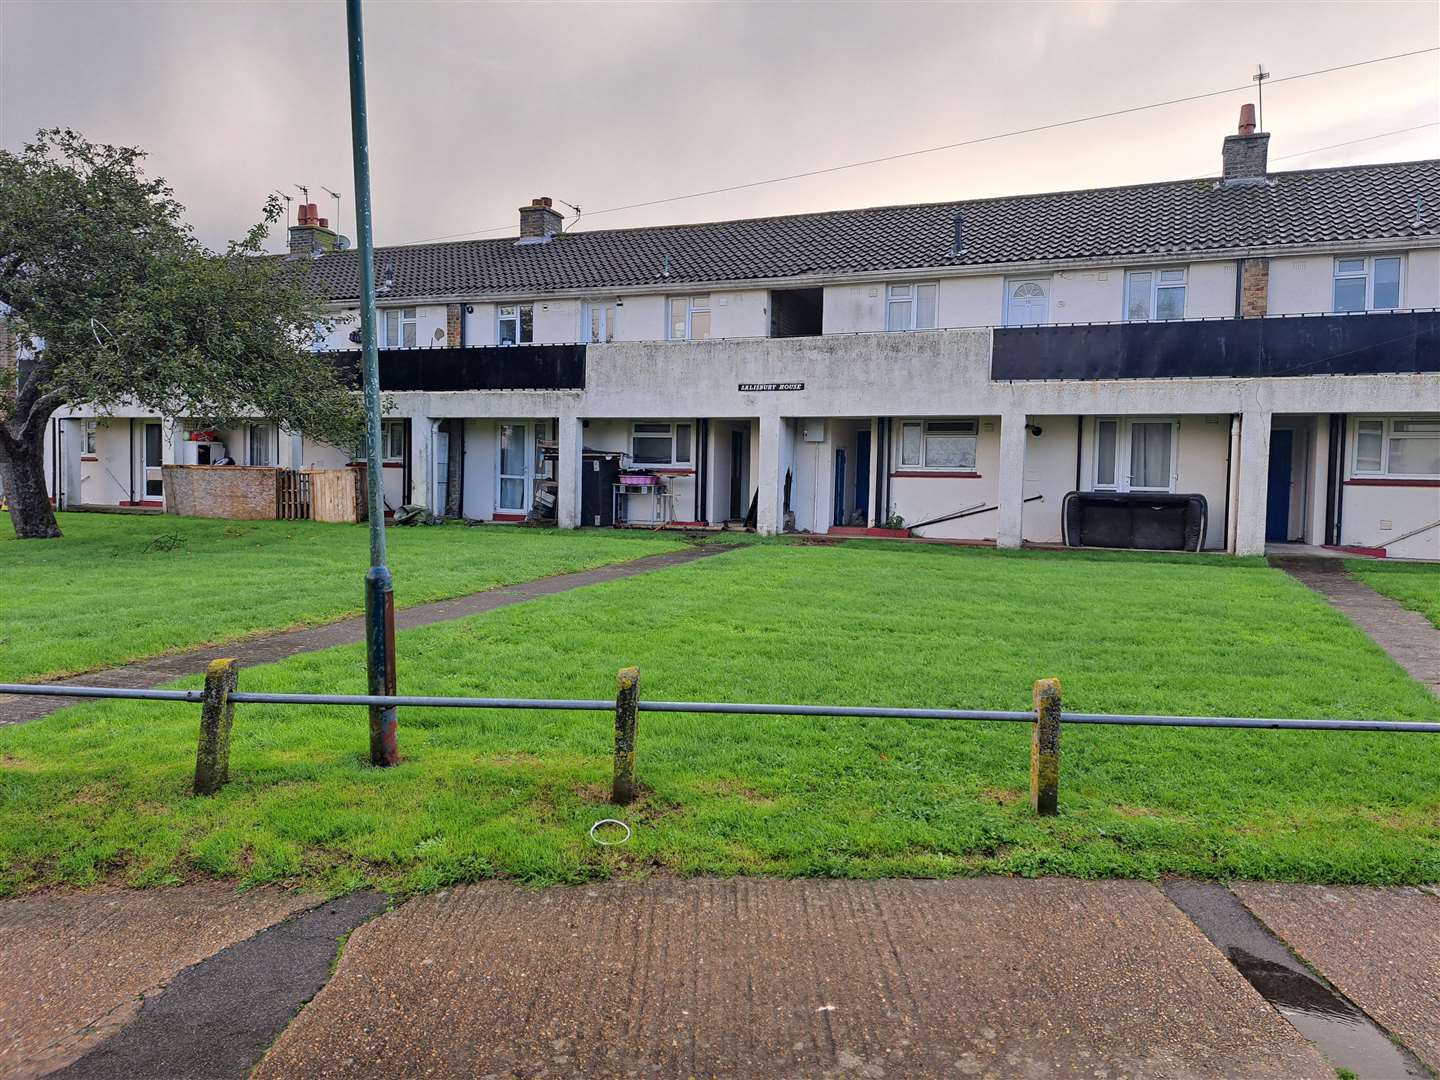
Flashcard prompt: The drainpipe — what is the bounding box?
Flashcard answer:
[128,418,136,503]
[1224,414,1240,553]
[1073,417,1083,492]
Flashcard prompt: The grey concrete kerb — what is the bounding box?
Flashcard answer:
[0,544,733,726]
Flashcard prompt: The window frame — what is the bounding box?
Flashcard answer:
[629,422,694,468]
[82,420,98,455]
[496,303,534,346]
[1350,415,1440,480]
[1093,416,1179,493]
[383,307,417,348]
[248,423,276,467]
[1123,268,1187,322]
[666,296,711,341]
[885,282,939,332]
[1332,255,1403,313]
[582,299,618,343]
[897,418,979,472]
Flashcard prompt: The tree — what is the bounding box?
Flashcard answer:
[0,129,362,539]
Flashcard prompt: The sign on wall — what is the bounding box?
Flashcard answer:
[738,382,805,392]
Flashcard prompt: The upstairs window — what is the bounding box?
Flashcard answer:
[1333,256,1401,313]
[631,422,693,467]
[1353,417,1440,478]
[583,300,618,343]
[497,303,534,345]
[1125,269,1186,321]
[383,307,416,348]
[898,419,978,471]
[886,283,938,331]
[668,296,710,341]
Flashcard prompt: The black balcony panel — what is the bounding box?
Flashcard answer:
[992,311,1439,381]
[328,345,586,391]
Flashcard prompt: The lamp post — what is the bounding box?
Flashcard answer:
[345,0,398,766]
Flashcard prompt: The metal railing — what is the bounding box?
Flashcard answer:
[5,671,1436,816]
[3,682,1436,734]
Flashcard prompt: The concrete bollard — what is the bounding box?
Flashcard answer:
[612,666,641,805]
[1031,677,1061,816]
[194,658,240,796]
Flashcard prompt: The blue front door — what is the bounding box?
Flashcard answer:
[833,449,847,526]
[1265,429,1293,543]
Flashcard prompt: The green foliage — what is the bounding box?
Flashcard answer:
[1,541,1436,896]
[0,512,687,682]
[0,129,363,536]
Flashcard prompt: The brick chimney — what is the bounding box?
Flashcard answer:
[288,202,339,255]
[1220,104,1270,186]
[518,196,564,239]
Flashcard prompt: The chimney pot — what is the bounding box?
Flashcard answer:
[1238,103,1256,135]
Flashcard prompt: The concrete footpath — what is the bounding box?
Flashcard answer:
[5,876,1437,1080]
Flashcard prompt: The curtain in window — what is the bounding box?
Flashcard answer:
[1129,422,1172,489]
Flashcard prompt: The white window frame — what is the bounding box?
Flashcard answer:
[496,303,534,346]
[383,307,417,348]
[1123,268,1187,322]
[667,296,710,341]
[82,420,98,455]
[885,283,939,332]
[1093,417,1179,493]
[1350,416,1440,480]
[495,422,538,513]
[356,419,406,463]
[897,418,979,472]
[1332,255,1403,313]
[630,422,693,468]
[582,299,618,344]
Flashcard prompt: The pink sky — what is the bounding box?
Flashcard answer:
[3,1,1437,252]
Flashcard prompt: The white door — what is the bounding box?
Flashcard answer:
[433,428,449,513]
[1005,279,1050,326]
[583,301,616,343]
[496,423,532,513]
[1095,418,1177,493]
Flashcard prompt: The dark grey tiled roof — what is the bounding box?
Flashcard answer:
[303,160,1440,301]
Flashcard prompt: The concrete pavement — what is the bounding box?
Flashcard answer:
[5,876,1437,1080]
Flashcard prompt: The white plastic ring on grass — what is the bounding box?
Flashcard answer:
[589,819,632,846]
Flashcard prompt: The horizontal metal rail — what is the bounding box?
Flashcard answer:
[3,683,1437,733]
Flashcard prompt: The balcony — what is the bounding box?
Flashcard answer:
[991,310,1439,381]
[329,344,587,392]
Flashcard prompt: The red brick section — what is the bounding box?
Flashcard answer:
[254,878,1326,1079]
[1239,257,1269,317]
[445,304,461,347]
[162,466,282,520]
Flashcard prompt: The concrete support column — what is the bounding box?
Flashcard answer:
[1306,415,1330,545]
[1234,409,1272,556]
[869,416,883,528]
[996,412,1027,549]
[556,413,583,529]
[756,414,784,536]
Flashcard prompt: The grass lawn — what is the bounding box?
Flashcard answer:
[1346,559,1440,629]
[1,542,1437,897]
[0,512,686,682]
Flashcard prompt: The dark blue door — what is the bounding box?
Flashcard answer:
[1265,429,1293,543]
[854,430,871,522]
[833,449,847,526]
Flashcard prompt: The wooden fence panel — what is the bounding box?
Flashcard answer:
[306,468,364,524]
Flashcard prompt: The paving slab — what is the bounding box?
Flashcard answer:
[255,876,1328,1079]
[1234,881,1440,1072]
[0,544,729,726]
[0,883,314,1080]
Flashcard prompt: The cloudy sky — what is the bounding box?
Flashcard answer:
[3,1,1437,253]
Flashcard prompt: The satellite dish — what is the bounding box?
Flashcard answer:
[337,235,352,250]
